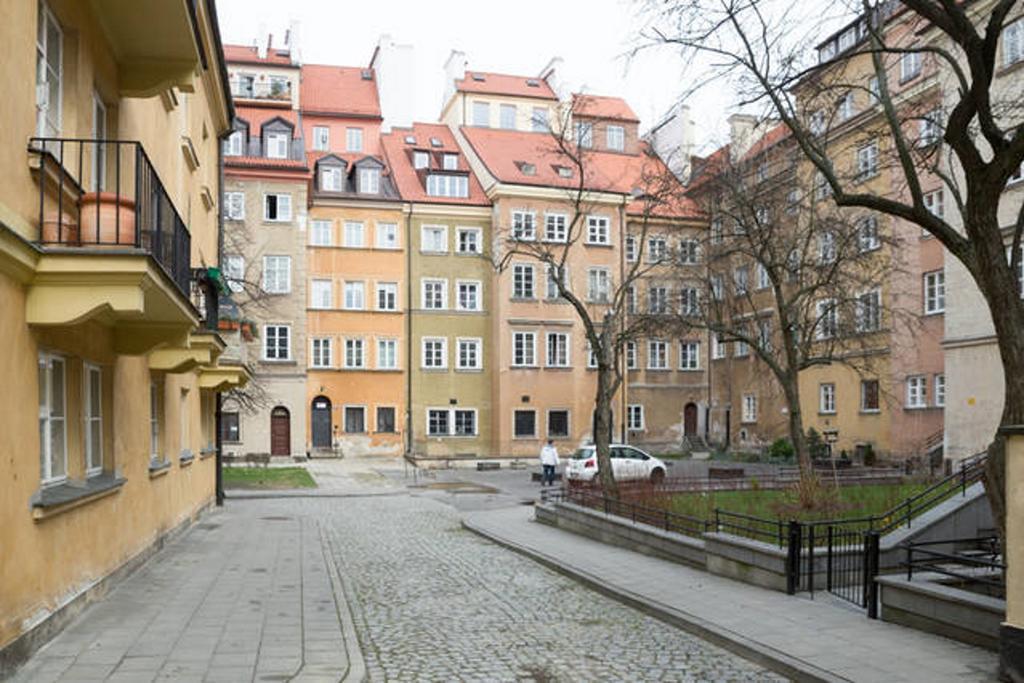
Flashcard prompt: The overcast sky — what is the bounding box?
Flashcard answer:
[216,0,738,151]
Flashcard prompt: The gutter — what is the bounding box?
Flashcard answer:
[404,205,414,458]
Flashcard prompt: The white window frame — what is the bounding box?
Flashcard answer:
[712,334,727,360]
[924,189,944,218]
[856,289,882,332]
[626,341,638,369]
[377,338,399,370]
[512,263,536,299]
[358,167,380,194]
[511,211,536,241]
[456,338,483,370]
[225,191,245,220]
[150,382,162,457]
[1003,18,1024,66]
[647,236,667,263]
[312,125,329,151]
[457,226,482,254]
[320,166,343,192]
[343,281,366,310]
[83,363,102,476]
[376,282,398,311]
[224,254,245,293]
[443,153,459,170]
[857,140,879,178]
[421,337,448,369]
[819,383,836,414]
[924,270,945,314]
[421,224,449,253]
[311,278,333,309]
[586,215,611,245]
[263,325,291,361]
[456,280,482,312]
[531,107,549,132]
[376,222,399,250]
[453,408,478,436]
[935,374,946,407]
[907,375,928,408]
[816,299,839,340]
[343,221,366,248]
[859,216,880,252]
[310,219,333,246]
[422,278,448,310]
[627,404,645,431]
[344,338,365,369]
[587,267,610,303]
[544,212,569,242]
[647,340,669,370]
[346,127,364,152]
[512,331,537,367]
[499,103,517,130]
[427,408,451,436]
[263,193,292,222]
[262,256,291,293]
[606,125,625,151]
[625,235,637,262]
[545,332,571,368]
[472,101,490,127]
[742,393,758,423]
[310,337,333,368]
[266,131,289,159]
[679,341,700,371]
[900,50,922,82]
[413,151,429,169]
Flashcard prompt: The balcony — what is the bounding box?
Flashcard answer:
[26,137,199,352]
[229,77,294,104]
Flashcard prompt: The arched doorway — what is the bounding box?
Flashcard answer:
[311,396,332,449]
[683,402,698,436]
[270,406,290,456]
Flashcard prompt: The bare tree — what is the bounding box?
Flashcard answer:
[491,105,690,496]
[639,0,1024,533]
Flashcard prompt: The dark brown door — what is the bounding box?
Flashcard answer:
[270,406,290,456]
[684,403,698,436]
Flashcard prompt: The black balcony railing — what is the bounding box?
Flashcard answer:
[29,137,192,297]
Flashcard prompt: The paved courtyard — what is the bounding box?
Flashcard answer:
[13,462,784,682]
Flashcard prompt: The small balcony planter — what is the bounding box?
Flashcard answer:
[41,214,80,245]
[78,192,136,246]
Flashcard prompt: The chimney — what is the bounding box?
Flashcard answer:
[441,50,469,116]
[728,113,758,160]
[256,23,268,59]
[372,34,415,132]
[285,20,301,65]
[538,56,568,101]
[645,101,697,183]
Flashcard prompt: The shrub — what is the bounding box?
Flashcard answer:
[864,443,877,466]
[806,428,829,459]
[767,438,795,461]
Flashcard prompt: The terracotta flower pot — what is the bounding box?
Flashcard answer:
[41,214,79,245]
[78,192,136,246]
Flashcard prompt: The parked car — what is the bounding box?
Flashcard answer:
[565,444,667,484]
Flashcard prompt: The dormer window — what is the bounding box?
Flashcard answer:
[404,135,416,144]
[606,125,625,152]
[471,73,486,82]
[555,166,572,178]
[443,154,458,170]
[517,162,536,176]
[430,138,443,148]
[224,130,244,157]
[575,122,593,149]
[526,79,540,87]
[426,174,468,198]
[361,69,374,80]
[413,151,429,169]
[359,167,381,194]
[320,166,343,192]
[266,131,289,159]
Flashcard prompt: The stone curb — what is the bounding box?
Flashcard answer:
[462,514,848,683]
[313,521,368,683]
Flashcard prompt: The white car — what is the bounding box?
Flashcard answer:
[565,444,667,484]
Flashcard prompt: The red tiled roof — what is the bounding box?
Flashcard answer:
[572,94,639,123]
[740,122,791,162]
[300,64,381,118]
[454,71,558,100]
[224,156,308,171]
[625,143,702,219]
[223,43,296,67]
[381,124,489,206]
[235,105,299,133]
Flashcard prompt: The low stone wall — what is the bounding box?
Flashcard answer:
[877,573,1004,650]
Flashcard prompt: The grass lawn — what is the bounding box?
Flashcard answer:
[663,482,929,523]
[223,466,317,490]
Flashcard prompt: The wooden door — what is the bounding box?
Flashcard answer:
[270,406,290,456]
[684,403,698,436]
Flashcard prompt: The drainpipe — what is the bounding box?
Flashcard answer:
[619,200,628,445]
[404,205,413,458]
[215,123,231,507]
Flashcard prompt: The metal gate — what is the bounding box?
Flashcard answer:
[790,520,880,618]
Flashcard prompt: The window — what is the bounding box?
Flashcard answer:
[359,167,380,194]
[224,254,245,293]
[734,266,749,295]
[512,211,536,240]
[868,76,880,104]
[313,125,329,151]
[586,340,598,369]
[457,227,481,254]
[311,338,332,368]
[545,213,568,242]
[264,193,292,222]
[413,151,429,169]
[311,279,333,309]
[857,140,879,178]
[262,256,291,293]
[900,50,922,82]
[816,299,839,339]
[627,405,644,431]
[710,274,724,301]
[454,409,477,436]
[757,320,772,351]
[647,236,667,263]
[546,332,570,368]
[472,101,490,126]
[935,374,946,407]
[647,340,668,370]
[742,394,758,423]
[443,154,459,170]
[514,410,537,438]
[710,218,723,244]
[376,223,399,249]
[625,236,637,262]
[343,221,365,248]
[918,109,942,146]
[500,104,517,129]
[225,191,245,220]
[626,341,638,369]
[625,286,637,314]
[224,130,244,156]
[346,127,363,152]
[819,383,836,414]
[586,216,610,245]
[264,325,290,360]
[531,107,549,132]
[856,289,882,332]
[457,280,481,311]
[421,224,448,253]
[679,342,700,370]
[680,287,700,316]
[1004,18,1024,66]
[607,125,625,151]
[861,380,880,412]
[150,382,162,456]
[648,286,668,314]
[924,189,944,218]
[343,281,365,310]
[548,410,570,438]
[82,364,102,475]
[344,406,366,433]
[179,388,190,457]
[426,174,469,198]
[377,407,396,433]
[809,110,826,136]
[512,332,537,367]
[319,166,343,192]
[344,338,365,368]
[422,279,447,310]
[818,231,837,263]
[266,132,289,159]
[907,375,927,408]
[924,270,945,314]
[735,328,750,358]
[422,338,447,369]
[457,338,482,370]
[859,216,880,252]
[815,171,831,199]
[587,268,610,303]
[756,262,771,290]
[376,282,398,311]
[513,264,535,299]
[712,334,727,359]
[679,239,699,265]
[377,339,398,370]
[575,122,593,148]
[837,91,855,121]
[221,411,239,443]
[428,409,450,436]
[311,219,333,246]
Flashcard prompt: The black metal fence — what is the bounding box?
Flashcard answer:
[29,137,193,297]
[903,536,1004,599]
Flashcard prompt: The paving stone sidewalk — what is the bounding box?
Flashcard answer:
[464,505,999,683]
[11,500,362,683]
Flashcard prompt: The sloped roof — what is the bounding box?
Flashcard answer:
[300,64,382,118]
[572,93,639,123]
[380,123,489,206]
[223,44,296,67]
[454,71,558,100]
[235,105,299,133]
[624,143,702,219]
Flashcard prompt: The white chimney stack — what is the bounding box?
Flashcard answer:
[285,20,301,65]
[371,34,415,132]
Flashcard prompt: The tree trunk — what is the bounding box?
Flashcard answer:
[593,365,619,498]
[785,385,811,476]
